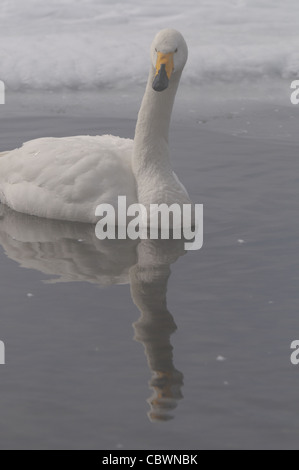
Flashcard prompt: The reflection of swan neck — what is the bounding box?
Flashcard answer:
[131,264,171,317]
[130,240,185,422]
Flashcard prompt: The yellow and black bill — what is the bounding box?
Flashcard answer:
[152,52,174,92]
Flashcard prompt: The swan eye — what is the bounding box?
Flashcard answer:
[155,48,157,52]
[175,48,178,53]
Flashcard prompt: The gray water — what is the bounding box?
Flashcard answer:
[0,104,299,450]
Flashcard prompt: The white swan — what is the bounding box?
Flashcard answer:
[0,29,192,223]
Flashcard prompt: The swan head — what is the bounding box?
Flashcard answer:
[151,29,188,92]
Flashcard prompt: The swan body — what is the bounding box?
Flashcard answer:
[0,135,136,223]
[0,29,192,223]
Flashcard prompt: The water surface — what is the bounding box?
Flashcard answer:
[0,110,298,450]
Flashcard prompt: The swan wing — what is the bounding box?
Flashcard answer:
[0,135,136,223]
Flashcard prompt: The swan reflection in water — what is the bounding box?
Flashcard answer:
[0,205,187,421]
[130,239,185,421]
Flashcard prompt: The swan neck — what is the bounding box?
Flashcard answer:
[133,67,181,169]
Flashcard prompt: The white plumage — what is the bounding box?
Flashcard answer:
[0,135,136,223]
[0,29,192,224]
